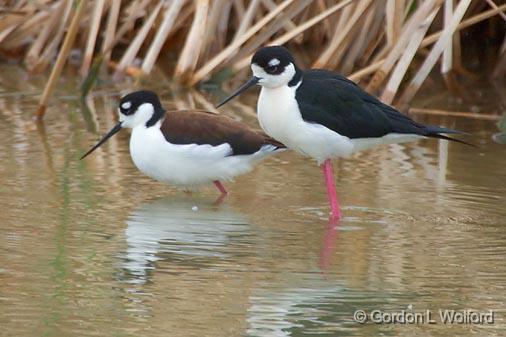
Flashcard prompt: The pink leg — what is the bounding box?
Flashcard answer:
[321,159,341,219]
[213,180,228,195]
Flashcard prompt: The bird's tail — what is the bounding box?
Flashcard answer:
[425,125,468,135]
[425,125,476,147]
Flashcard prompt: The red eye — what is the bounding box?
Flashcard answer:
[266,65,278,74]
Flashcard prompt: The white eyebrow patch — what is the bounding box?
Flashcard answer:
[268,58,280,67]
[121,102,131,109]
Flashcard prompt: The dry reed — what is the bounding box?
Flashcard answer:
[0,0,503,118]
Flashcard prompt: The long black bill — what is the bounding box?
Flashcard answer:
[216,76,260,108]
[80,122,123,160]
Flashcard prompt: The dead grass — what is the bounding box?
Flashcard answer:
[0,0,504,117]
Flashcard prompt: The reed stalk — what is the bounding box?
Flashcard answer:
[260,0,302,43]
[24,1,65,71]
[142,0,186,74]
[381,9,438,104]
[420,4,506,47]
[397,0,472,110]
[365,0,443,93]
[350,3,506,82]
[189,0,296,85]
[313,0,373,68]
[175,0,209,84]
[485,0,506,22]
[113,1,163,79]
[409,108,502,121]
[101,0,121,65]
[80,0,105,76]
[233,0,261,42]
[232,0,354,71]
[33,0,73,74]
[0,0,501,116]
[441,0,454,75]
[230,0,312,65]
[35,0,87,119]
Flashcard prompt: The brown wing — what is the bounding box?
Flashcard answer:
[160,110,284,155]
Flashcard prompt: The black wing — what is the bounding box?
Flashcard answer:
[296,69,462,139]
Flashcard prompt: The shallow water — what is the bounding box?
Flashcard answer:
[1,65,505,336]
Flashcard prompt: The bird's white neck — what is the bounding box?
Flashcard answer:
[257,84,301,141]
[257,82,355,162]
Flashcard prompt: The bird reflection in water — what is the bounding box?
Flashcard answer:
[118,197,251,284]
[319,216,340,272]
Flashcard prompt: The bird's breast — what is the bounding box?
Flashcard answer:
[129,126,162,174]
[257,85,303,143]
[257,85,354,162]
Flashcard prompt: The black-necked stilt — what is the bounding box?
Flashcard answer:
[81,90,284,195]
[217,46,471,219]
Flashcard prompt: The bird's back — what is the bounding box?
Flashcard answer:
[297,69,465,140]
[161,110,284,155]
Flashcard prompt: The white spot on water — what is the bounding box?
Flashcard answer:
[192,206,198,212]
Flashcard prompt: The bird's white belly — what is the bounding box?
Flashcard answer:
[129,124,267,188]
[258,86,354,164]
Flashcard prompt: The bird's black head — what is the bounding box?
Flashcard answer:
[251,46,296,75]
[119,90,162,116]
[251,46,301,88]
[80,90,165,160]
[216,46,301,108]
[118,90,165,128]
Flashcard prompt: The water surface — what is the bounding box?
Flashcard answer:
[0,65,505,336]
